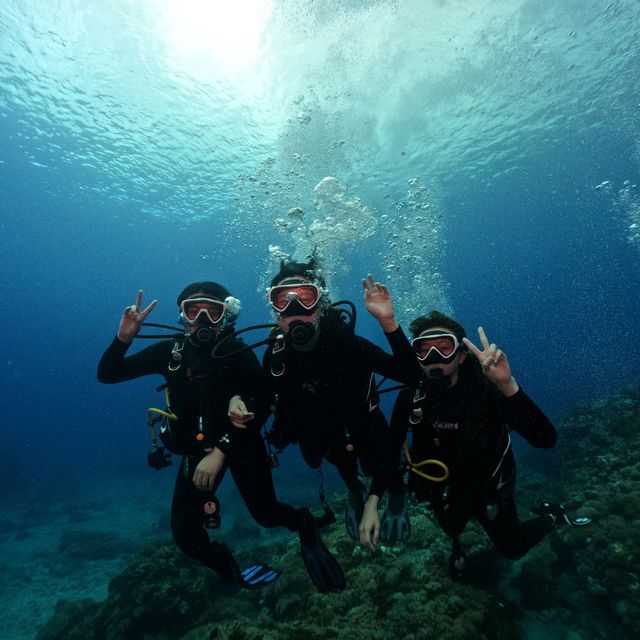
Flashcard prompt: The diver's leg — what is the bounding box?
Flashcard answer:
[328,447,365,540]
[229,431,345,592]
[228,430,301,531]
[478,496,555,560]
[170,455,236,580]
[432,503,472,579]
[330,446,362,492]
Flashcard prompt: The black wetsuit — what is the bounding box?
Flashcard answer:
[263,313,418,497]
[391,361,557,559]
[97,331,302,579]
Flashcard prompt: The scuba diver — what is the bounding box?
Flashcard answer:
[253,259,420,549]
[387,310,590,580]
[97,283,345,593]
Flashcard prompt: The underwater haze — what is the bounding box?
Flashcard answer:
[1,1,640,639]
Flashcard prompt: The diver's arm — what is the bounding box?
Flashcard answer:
[390,387,414,447]
[360,390,413,552]
[218,348,271,446]
[233,349,272,427]
[500,387,557,448]
[192,447,225,491]
[367,393,414,503]
[358,419,392,553]
[463,327,557,449]
[97,336,168,383]
[367,448,393,499]
[356,333,421,386]
[384,326,423,384]
[360,273,421,383]
[359,495,381,552]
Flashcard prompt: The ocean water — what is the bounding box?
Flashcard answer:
[1,1,639,639]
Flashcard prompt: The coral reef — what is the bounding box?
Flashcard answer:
[505,381,640,638]
[36,381,640,639]
[36,517,517,640]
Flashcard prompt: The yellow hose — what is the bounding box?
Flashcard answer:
[403,442,449,482]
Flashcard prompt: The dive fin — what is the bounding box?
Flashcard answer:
[299,509,346,592]
[379,487,411,543]
[238,563,281,590]
[532,501,592,526]
[208,542,280,590]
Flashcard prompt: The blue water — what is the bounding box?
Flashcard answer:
[1,1,639,638]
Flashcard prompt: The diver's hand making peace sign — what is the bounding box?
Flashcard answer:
[463,327,519,397]
[361,273,399,333]
[117,290,158,344]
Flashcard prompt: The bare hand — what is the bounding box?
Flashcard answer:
[361,274,398,332]
[359,495,381,552]
[117,290,158,344]
[463,327,519,396]
[193,448,225,492]
[228,395,255,429]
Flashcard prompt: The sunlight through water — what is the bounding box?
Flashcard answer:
[155,0,275,87]
[1,0,640,316]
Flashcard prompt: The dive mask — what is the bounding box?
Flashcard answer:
[412,332,461,365]
[180,297,226,326]
[268,282,322,316]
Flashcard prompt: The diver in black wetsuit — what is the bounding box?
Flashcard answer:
[389,310,589,580]
[97,283,343,592]
[257,260,419,548]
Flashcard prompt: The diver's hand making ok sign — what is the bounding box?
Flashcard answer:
[117,289,158,344]
[361,273,399,333]
[463,327,519,397]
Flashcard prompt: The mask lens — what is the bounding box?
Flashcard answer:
[181,299,225,324]
[412,334,458,361]
[269,284,320,312]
